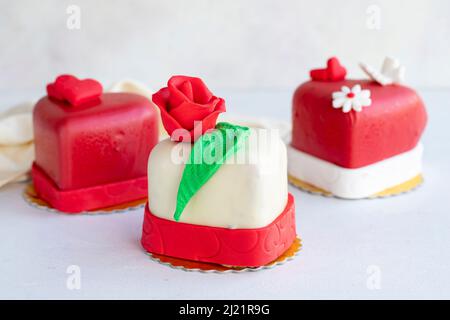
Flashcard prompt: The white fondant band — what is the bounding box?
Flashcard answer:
[287,144,423,199]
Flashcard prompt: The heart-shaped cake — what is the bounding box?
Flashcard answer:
[32,74,160,212]
[288,57,427,199]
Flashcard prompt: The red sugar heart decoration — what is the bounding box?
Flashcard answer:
[47,75,103,106]
[310,57,347,82]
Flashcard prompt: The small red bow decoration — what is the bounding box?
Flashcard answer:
[310,57,347,82]
[47,75,103,106]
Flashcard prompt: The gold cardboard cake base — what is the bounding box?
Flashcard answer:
[288,174,424,199]
[148,237,302,273]
[23,183,147,214]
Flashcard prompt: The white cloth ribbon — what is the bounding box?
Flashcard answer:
[0,101,35,188]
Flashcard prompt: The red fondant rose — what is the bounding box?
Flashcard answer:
[152,76,226,142]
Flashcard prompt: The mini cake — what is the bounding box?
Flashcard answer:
[141,76,297,268]
[32,75,159,212]
[288,57,427,199]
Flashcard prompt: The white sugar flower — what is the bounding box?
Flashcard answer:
[332,85,371,113]
[360,56,405,86]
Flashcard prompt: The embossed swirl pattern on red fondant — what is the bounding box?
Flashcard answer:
[141,194,296,267]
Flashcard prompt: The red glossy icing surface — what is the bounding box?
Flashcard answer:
[141,194,297,267]
[32,163,147,213]
[34,92,159,190]
[291,80,427,168]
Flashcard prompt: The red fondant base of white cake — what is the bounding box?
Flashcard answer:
[141,194,297,267]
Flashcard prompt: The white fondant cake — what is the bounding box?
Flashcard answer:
[287,144,423,199]
[148,128,288,229]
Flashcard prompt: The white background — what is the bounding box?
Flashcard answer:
[0,0,450,95]
[1,0,450,299]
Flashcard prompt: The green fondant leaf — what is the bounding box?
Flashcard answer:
[173,122,250,221]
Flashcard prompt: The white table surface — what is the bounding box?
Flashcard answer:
[0,88,449,300]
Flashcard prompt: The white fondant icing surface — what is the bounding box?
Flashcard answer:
[148,128,288,229]
[288,144,423,199]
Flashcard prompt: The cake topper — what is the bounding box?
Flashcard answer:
[310,57,347,82]
[47,75,103,106]
[152,75,226,142]
[332,84,372,113]
[360,57,405,86]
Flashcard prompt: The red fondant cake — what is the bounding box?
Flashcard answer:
[292,79,427,168]
[32,75,159,212]
[288,57,428,199]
